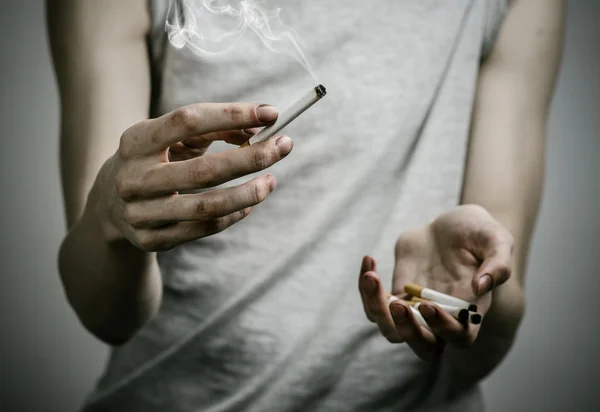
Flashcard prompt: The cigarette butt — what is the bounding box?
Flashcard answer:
[409,306,432,331]
[404,283,424,297]
[404,283,477,312]
[470,313,483,325]
[411,301,472,324]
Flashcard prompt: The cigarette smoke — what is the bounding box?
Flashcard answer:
[166,0,318,83]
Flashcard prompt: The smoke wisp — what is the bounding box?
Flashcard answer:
[166,0,318,82]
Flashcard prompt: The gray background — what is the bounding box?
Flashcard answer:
[0,1,598,411]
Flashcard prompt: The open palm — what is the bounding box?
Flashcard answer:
[359,204,513,360]
[392,204,513,314]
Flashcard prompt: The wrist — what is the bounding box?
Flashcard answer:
[83,159,126,246]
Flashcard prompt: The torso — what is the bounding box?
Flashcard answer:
[82,1,508,411]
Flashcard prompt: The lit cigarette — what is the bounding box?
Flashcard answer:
[386,293,432,332]
[240,84,327,147]
[404,283,478,312]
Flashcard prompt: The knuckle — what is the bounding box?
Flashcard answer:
[122,203,139,225]
[117,134,133,159]
[136,231,172,252]
[135,231,157,251]
[204,217,228,235]
[252,148,277,171]
[117,128,139,159]
[115,171,133,198]
[238,207,252,220]
[170,106,198,133]
[194,199,215,218]
[228,103,249,123]
[252,181,269,204]
[191,158,218,187]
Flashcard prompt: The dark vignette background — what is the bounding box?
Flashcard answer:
[0,1,598,411]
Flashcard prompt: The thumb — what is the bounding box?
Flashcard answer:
[472,251,512,297]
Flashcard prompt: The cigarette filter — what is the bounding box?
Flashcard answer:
[240,84,327,147]
[404,283,477,312]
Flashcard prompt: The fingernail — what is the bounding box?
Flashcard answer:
[419,304,437,320]
[390,304,407,320]
[275,135,293,154]
[256,105,278,123]
[363,275,378,295]
[478,274,493,295]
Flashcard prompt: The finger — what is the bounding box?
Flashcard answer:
[133,207,253,251]
[389,300,441,361]
[124,175,276,227]
[358,256,376,322]
[472,239,513,297]
[359,271,402,343]
[168,142,206,162]
[119,135,293,198]
[417,303,475,349]
[184,129,259,148]
[133,103,278,155]
[169,130,260,162]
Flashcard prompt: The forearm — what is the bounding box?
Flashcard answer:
[442,182,539,382]
[441,0,564,380]
[58,180,162,345]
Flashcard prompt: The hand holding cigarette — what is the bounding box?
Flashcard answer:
[92,102,293,251]
[358,204,514,361]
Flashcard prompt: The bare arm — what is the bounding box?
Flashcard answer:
[49,0,292,346]
[48,0,160,345]
[451,0,566,379]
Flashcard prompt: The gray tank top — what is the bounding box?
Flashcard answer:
[82,1,508,410]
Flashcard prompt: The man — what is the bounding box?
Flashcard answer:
[48,0,564,410]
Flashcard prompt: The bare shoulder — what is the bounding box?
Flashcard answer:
[489,0,566,68]
[479,0,566,109]
[46,0,150,47]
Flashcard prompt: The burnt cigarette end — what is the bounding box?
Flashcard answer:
[458,309,469,324]
[468,304,478,312]
[315,84,327,98]
[471,314,483,325]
